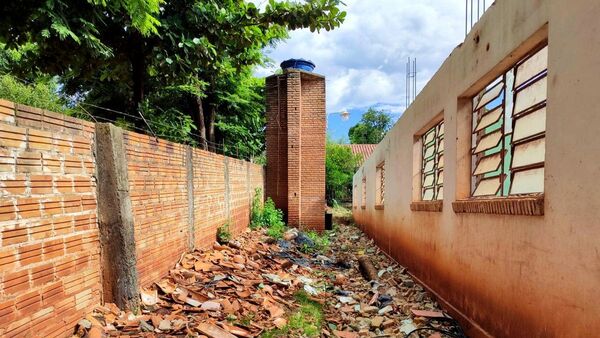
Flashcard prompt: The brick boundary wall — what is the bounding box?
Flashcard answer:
[0,100,100,337]
[0,101,265,337]
[102,126,265,298]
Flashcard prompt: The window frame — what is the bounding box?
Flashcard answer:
[375,161,385,210]
[361,176,366,209]
[469,43,548,199]
[453,41,548,216]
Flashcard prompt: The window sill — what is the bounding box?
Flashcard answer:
[410,200,443,212]
[375,204,384,210]
[452,195,544,216]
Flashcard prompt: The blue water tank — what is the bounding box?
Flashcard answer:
[280,59,316,72]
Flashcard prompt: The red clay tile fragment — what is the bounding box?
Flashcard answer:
[334,330,359,338]
[196,322,237,338]
[410,309,446,318]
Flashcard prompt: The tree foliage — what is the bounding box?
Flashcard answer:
[0,0,346,159]
[348,107,392,144]
[0,74,74,115]
[326,139,362,203]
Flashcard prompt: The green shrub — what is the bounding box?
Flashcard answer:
[250,188,264,229]
[0,74,75,115]
[249,189,286,239]
[217,223,232,243]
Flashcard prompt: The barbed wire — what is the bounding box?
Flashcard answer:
[0,72,262,161]
[78,102,261,161]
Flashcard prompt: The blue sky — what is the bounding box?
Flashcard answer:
[254,0,492,143]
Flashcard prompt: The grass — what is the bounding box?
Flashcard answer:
[299,230,331,254]
[261,291,324,338]
[331,203,352,218]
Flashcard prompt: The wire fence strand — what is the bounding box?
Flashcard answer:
[0,73,261,162]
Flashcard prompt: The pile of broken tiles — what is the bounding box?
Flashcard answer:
[318,225,464,338]
[72,224,464,338]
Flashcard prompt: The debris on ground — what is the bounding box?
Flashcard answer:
[72,222,464,337]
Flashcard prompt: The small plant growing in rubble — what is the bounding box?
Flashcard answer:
[217,223,232,243]
[298,230,331,254]
[262,290,324,338]
[263,199,286,238]
[250,188,264,229]
[250,189,287,239]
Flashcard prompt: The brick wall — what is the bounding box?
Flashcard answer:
[0,99,264,336]
[192,148,227,249]
[121,131,264,286]
[265,70,326,230]
[228,158,250,235]
[122,132,189,287]
[191,150,264,249]
[0,100,100,337]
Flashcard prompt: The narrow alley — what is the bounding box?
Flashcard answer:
[72,213,463,338]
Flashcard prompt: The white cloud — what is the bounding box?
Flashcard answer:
[255,0,483,113]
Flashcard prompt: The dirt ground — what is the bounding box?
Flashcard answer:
[72,213,465,338]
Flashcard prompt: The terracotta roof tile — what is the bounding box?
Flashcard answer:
[344,144,377,165]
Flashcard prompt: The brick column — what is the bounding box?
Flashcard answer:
[286,72,302,228]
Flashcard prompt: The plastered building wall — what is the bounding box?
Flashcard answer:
[353,0,600,336]
[265,70,326,230]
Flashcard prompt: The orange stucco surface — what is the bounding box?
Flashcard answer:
[353,0,600,336]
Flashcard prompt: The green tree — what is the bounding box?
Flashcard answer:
[0,74,73,115]
[348,107,392,144]
[0,0,346,153]
[326,139,362,203]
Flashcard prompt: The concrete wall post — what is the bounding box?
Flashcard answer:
[95,123,140,312]
[185,146,195,249]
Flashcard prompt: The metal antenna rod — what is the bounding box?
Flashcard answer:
[414,58,417,102]
[465,0,468,37]
[470,0,473,28]
[406,58,409,108]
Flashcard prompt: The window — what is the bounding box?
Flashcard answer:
[471,45,547,197]
[361,177,366,209]
[375,162,385,208]
[421,120,444,200]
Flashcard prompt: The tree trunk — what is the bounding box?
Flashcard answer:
[130,32,145,113]
[201,96,217,152]
[207,104,217,151]
[193,95,208,150]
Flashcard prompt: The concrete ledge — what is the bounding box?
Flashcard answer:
[452,195,544,216]
[410,201,443,212]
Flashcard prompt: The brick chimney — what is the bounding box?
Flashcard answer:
[265,66,326,231]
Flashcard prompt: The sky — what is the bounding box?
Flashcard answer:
[254,0,492,142]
